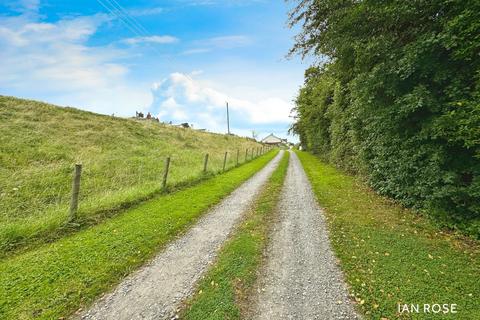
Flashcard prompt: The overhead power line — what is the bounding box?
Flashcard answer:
[96,0,166,55]
[96,0,145,38]
[107,0,151,36]
[96,0,173,59]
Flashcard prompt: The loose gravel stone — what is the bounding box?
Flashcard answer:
[251,151,360,320]
[78,151,284,320]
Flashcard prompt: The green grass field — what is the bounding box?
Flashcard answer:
[296,151,480,320]
[0,150,278,320]
[0,96,263,255]
[181,152,289,320]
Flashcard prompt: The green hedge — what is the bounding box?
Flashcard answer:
[289,0,480,237]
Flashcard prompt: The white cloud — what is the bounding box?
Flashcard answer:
[0,12,151,115]
[150,72,292,133]
[122,35,178,45]
[0,4,297,140]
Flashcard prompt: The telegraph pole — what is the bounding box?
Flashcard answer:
[226,101,230,135]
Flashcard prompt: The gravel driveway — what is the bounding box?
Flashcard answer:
[78,151,283,320]
[251,151,360,320]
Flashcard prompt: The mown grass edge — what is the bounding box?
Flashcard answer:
[1,150,270,260]
[0,150,279,320]
[296,151,479,320]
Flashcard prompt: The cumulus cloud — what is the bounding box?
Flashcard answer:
[150,72,292,133]
[0,3,294,140]
[122,35,178,45]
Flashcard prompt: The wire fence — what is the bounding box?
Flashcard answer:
[0,145,273,250]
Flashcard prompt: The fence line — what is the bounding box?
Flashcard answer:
[66,145,273,222]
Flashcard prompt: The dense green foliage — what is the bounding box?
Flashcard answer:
[0,96,262,255]
[297,151,479,319]
[0,151,277,320]
[289,0,480,236]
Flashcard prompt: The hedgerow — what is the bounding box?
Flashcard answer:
[289,0,480,237]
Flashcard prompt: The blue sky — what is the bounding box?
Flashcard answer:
[0,0,310,140]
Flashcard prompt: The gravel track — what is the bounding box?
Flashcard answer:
[252,151,360,320]
[78,151,284,320]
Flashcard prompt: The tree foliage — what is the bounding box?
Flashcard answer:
[289,0,480,236]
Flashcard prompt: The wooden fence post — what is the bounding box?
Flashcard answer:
[223,152,228,171]
[251,148,254,159]
[236,149,239,166]
[162,156,171,189]
[245,148,248,162]
[69,164,82,222]
[203,153,209,173]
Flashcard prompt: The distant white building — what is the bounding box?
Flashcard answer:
[261,133,284,145]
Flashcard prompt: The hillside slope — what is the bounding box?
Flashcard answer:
[0,96,262,254]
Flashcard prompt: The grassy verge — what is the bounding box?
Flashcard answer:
[296,151,479,320]
[0,96,264,255]
[0,150,278,320]
[180,152,289,320]
[1,151,269,260]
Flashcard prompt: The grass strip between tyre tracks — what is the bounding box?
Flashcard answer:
[181,151,289,320]
[0,150,279,320]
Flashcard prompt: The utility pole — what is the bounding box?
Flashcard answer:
[226,101,230,135]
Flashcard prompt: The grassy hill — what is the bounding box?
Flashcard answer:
[0,96,262,255]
